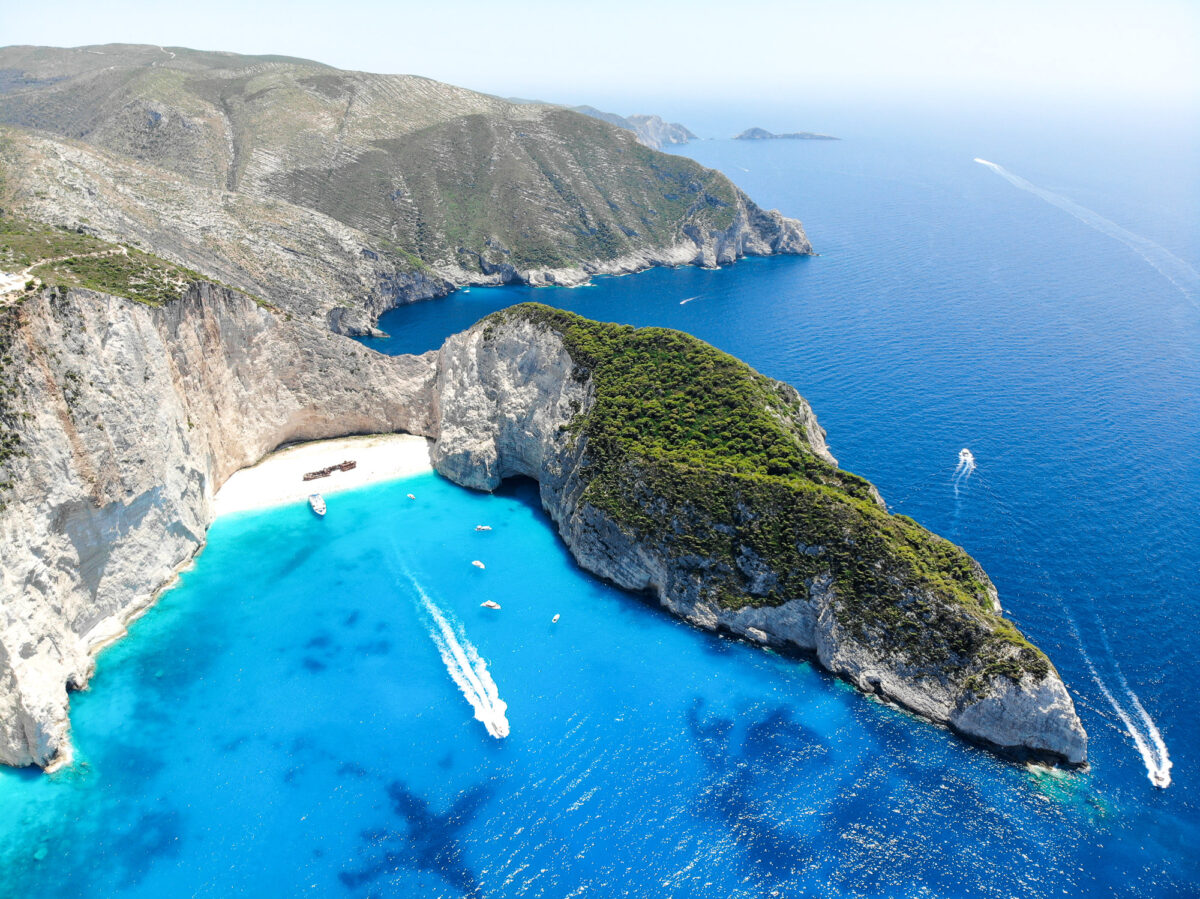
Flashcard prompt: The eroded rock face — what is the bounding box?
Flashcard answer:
[430,314,1088,766]
[0,284,437,767]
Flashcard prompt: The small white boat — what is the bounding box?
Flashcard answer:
[552,614,560,624]
[308,493,326,517]
[475,525,492,532]
[471,560,486,569]
[480,600,501,610]
[407,493,416,500]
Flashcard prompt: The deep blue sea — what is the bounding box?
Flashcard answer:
[2,104,1198,897]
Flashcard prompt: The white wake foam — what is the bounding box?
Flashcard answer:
[1091,621,1172,787]
[401,565,509,739]
[1029,574,1171,788]
[974,158,1200,304]
[1077,648,1171,788]
[952,447,976,497]
[953,454,1171,787]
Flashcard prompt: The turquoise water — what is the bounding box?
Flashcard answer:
[3,107,1199,895]
[0,477,1129,897]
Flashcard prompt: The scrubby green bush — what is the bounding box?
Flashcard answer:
[490,304,1050,689]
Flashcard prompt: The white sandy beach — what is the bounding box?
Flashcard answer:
[212,433,434,517]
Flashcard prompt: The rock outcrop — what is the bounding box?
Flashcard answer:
[734,127,839,141]
[0,283,437,767]
[430,307,1088,766]
[572,106,698,150]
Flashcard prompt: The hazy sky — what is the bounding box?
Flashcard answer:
[2,0,1197,110]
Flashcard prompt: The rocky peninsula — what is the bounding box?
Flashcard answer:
[0,45,809,335]
[432,305,1087,766]
[572,106,698,150]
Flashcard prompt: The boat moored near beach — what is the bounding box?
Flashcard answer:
[308,493,326,517]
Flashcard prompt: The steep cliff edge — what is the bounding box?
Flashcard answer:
[0,282,437,767]
[431,305,1088,765]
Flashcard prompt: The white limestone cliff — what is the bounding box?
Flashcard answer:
[0,284,437,768]
[0,292,1085,771]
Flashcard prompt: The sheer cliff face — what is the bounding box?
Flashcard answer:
[0,45,810,332]
[431,311,1088,766]
[0,285,436,767]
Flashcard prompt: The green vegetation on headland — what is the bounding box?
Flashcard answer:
[489,304,1051,691]
[1,215,205,306]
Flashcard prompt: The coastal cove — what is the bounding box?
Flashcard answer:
[0,470,1136,897]
[0,110,1197,895]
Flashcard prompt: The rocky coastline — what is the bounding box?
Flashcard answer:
[0,290,1087,771]
[0,283,436,767]
[429,307,1088,767]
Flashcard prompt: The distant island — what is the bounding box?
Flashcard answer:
[734,127,839,141]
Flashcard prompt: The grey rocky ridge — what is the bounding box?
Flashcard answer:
[571,106,698,150]
[0,45,807,335]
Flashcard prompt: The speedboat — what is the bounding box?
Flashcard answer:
[480,600,501,610]
[308,493,326,517]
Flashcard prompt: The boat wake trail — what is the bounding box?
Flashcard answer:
[974,158,1200,305]
[1091,623,1172,788]
[1075,632,1172,788]
[952,447,976,498]
[400,564,510,739]
[965,469,1171,788]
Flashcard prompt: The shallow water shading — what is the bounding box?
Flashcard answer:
[0,475,1143,896]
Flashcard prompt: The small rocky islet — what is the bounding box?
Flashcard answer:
[734,126,840,141]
